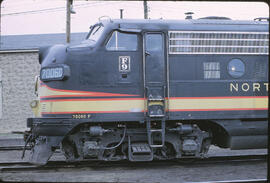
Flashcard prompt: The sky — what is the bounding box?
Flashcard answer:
[1,1,269,35]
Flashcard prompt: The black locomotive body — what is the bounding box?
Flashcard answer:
[25,17,268,165]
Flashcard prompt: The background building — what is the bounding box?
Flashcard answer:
[0,32,86,133]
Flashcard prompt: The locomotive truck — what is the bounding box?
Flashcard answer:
[24,16,268,165]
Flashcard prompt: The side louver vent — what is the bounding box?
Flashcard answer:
[169,31,269,55]
[253,61,268,79]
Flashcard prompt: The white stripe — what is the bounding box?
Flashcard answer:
[169,45,268,48]
[168,52,268,55]
[170,38,269,41]
[169,31,269,34]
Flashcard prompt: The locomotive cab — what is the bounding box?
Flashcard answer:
[24,18,268,165]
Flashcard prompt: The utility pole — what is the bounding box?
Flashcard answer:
[120,9,123,19]
[66,0,71,43]
[0,0,3,48]
[143,0,148,19]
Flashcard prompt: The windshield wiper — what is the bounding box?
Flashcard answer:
[92,26,101,35]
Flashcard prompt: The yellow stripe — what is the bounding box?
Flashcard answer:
[40,97,268,113]
[41,100,144,113]
[169,97,268,110]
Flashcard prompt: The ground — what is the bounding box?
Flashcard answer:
[0,133,267,183]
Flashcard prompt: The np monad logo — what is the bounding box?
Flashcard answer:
[119,56,131,72]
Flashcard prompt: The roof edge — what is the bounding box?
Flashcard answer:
[0,49,39,53]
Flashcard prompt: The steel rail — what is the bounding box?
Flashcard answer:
[0,146,31,151]
[187,179,267,183]
[0,154,267,173]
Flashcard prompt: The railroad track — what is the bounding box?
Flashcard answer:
[0,146,30,151]
[0,154,267,172]
[187,179,268,183]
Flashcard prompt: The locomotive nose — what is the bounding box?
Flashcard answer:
[38,46,51,64]
[39,44,67,66]
[39,44,70,82]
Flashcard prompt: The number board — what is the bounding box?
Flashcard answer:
[119,56,131,72]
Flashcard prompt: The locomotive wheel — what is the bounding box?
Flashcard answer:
[61,138,79,161]
[103,148,116,159]
[157,143,176,159]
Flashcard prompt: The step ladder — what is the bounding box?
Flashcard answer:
[146,86,166,118]
[145,85,166,148]
[146,119,165,148]
[128,136,153,161]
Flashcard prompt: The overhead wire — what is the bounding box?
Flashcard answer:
[2,0,53,10]
[2,1,119,17]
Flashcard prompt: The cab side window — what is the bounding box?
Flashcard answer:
[106,31,137,51]
[145,34,163,52]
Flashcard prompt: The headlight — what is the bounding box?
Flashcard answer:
[40,65,70,81]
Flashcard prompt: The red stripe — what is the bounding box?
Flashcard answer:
[169,108,268,112]
[41,95,268,100]
[40,98,145,102]
[169,96,268,99]
[42,110,139,114]
[40,95,138,100]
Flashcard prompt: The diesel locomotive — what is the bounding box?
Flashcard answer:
[24,16,268,165]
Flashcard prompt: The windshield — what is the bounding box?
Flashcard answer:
[87,25,104,42]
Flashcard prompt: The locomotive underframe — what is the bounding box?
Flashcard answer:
[61,123,211,161]
[25,118,267,165]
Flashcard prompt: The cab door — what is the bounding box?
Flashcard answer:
[144,32,168,147]
[144,32,168,119]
